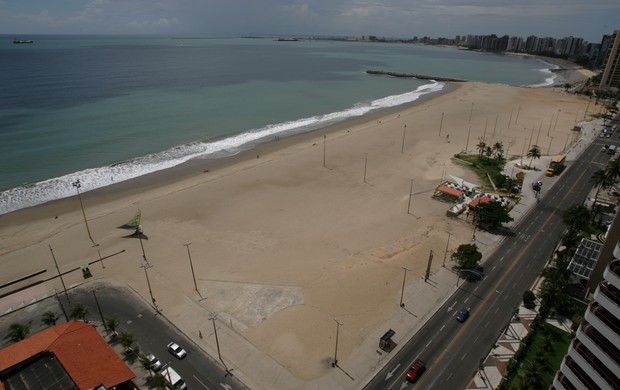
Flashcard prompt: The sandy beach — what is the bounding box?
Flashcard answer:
[0,76,594,385]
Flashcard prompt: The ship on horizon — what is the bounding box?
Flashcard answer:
[13,39,34,44]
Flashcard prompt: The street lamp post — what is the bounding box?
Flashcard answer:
[141,262,159,313]
[443,231,452,267]
[184,243,199,295]
[439,112,444,136]
[72,179,97,246]
[332,319,343,368]
[209,313,232,376]
[407,179,414,214]
[399,267,410,307]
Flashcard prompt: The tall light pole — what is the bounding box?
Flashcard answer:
[401,124,407,153]
[141,261,159,313]
[72,179,97,246]
[399,267,410,307]
[184,243,199,295]
[332,319,343,368]
[49,245,70,303]
[407,179,414,214]
[443,231,452,267]
[468,102,474,124]
[438,112,444,136]
[209,313,232,376]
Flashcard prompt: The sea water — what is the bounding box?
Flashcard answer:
[0,36,557,214]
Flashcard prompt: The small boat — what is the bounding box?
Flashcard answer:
[13,39,34,44]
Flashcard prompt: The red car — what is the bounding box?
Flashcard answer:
[405,359,426,382]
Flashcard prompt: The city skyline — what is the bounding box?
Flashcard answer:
[0,0,617,43]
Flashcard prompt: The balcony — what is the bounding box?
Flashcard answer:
[594,281,620,319]
[564,355,598,390]
[584,302,620,343]
[573,340,620,387]
[605,259,620,288]
[580,321,620,366]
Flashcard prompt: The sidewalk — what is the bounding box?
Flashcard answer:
[465,118,600,390]
[153,118,602,390]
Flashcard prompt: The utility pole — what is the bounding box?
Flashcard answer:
[332,319,343,367]
[400,267,410,307]
[49,245,70,303]
[184,243,199,295]
[209,313,233,376]
[72,179,98,247]
[443,232,452,267]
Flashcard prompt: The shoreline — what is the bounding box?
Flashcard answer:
[0,79,593,385]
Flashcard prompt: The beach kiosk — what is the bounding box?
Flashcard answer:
[379,329,396,352]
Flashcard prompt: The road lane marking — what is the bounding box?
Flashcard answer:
[461,353,467,361]
[440,324,446,332]
[426,340,432,348]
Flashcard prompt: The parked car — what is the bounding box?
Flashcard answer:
[167,342,187,359]
[405,359,426,382]
[456,308,470,323]
[146,354,163,371]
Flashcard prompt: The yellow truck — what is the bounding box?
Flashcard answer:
[545,154,566,176]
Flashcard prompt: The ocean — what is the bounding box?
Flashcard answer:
[0,35,558,215]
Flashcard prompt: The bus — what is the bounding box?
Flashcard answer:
[607,145,617,155]
[545,154,566,177]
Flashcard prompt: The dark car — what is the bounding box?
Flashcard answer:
[456,308,470,322]
[405,359,426,382]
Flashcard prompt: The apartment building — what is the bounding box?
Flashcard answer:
[599,30,620,89]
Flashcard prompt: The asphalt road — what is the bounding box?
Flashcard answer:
[365,132,612,390]
[0,282,246,390]
[68,284,246,390]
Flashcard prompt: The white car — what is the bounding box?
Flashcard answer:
[146,354,163,371]
[167,342,187,359]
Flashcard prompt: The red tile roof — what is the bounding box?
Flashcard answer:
[0,321,135,389]
[469,195,494,208]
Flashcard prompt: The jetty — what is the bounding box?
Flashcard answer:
[366,70,465,82]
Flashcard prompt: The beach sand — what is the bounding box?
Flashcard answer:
[0,79,593,384]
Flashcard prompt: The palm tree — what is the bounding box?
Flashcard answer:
[105,316,120,335]
[4,323,31,343]
[518,360,545,389]
[605,158,620,180]
[484,145,493,159]
[148,374,168,389]
[590,168,611,210]
[493,141,504,160]
[41,311,59,327]
[70,303,89,321]
[117,331,137,352]
[476,140,487,157]
[562,204,590,235]
[527,145,541,169]
[139,356,155,377]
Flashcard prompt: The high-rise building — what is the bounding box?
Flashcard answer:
[552,256,620,388]
[599,30,620,89]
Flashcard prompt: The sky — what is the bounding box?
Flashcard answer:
[0,0,617,43]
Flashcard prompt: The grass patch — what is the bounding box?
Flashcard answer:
[453,154,513,192]
[504,322,573,389]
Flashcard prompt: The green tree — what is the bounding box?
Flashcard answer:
[139,356,155,377]
[41,311,59,327]
[4,323,30,343]
[148,374,168,389]
[522,290,536,307]
[70,303,89,321]
[605,157,620,180]
[476,140,487,157]
[474,201,514,229]
[105,316,120,335]
[517,360,545,389]
[527,145,541,168]
[493,141,504,160]
[562,204,590,235]
[451,243,482,270]
[590,168,611,210]
[117,331,137,351]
